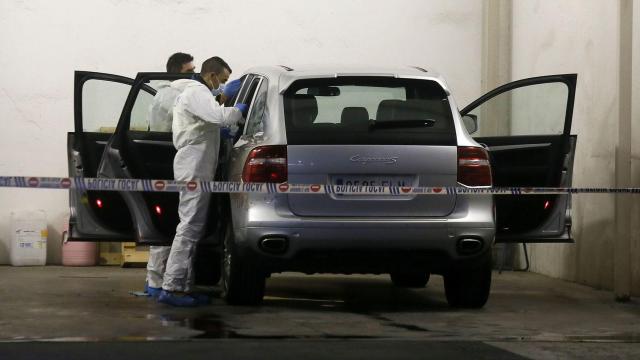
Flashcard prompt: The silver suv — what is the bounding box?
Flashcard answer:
[68,67,577,308]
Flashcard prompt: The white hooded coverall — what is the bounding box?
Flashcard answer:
[148,81,181,132]
[160,79,243,292]
[146,81,182,289]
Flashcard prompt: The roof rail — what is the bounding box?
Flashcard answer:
[278,65,294,71]
[410,66,428,73]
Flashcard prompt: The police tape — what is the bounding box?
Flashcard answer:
[2,176,640,195]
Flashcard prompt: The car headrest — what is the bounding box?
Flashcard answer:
[341,107,370,127]
[290,94,318,127]
[375,99,405,122]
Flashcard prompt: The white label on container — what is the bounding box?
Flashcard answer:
[15,229,41,248]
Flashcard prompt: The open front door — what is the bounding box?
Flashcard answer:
[68,71,135,240]
[461,74,577,243]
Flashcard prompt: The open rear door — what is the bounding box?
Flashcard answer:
[461,74,577,243]
[96,73,190,245]
[95,73,230,284]
[68,71,135,241]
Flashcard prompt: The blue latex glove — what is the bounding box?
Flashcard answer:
[223,79,242,99]
[220,127,235,139]
[235,103,249,117]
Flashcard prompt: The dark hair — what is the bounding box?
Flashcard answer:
[166,52,194,73]
[200,56,232,75]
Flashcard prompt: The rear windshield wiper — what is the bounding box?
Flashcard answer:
[368,119,436,130]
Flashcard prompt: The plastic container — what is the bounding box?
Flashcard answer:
[62,223,97,266]
[10,210,47,266]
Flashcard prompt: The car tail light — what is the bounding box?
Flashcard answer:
[95,199,104,209]
[154,205,162,216]
[457,146,492,187]
[242,145,287,183]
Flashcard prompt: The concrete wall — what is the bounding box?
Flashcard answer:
[0,0,484,264]
[512,0,640,295]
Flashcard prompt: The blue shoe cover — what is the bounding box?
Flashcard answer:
[144,283,162,298]
[158,290,198,307]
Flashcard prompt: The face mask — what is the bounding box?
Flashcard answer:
[210,74,225,96]
[211,82,225,96]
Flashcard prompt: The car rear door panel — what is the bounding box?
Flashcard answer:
[98,130,179,243]
[68,71,135,241]
[126,131,175,178]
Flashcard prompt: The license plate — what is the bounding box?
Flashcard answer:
[332,175,415,187]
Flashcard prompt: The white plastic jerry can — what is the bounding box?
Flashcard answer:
[10,210,47,266]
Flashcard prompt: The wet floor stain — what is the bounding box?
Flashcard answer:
[156,314,236,338]
[386,323,430,332]
[548,333,640,343]
[155,312,385,340]
[155,306,432,340]
[155,308,640,342]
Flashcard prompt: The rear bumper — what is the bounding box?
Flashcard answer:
[230,193,495,274]
[239,224,494,275]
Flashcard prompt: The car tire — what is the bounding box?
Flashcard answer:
[221,222,266,306]
[389,271,430,288]
[444,254,492,308]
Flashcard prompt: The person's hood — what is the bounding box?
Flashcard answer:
[154,80,171,90]
[170,78,206,93]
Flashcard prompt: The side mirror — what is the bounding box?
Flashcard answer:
[462,114,478,134]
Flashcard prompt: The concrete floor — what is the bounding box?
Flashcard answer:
[1,266,639,359]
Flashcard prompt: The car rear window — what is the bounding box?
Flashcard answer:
[283,77,456,145]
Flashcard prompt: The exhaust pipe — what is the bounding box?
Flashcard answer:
[457,238,484,255]
[259,236,288,254]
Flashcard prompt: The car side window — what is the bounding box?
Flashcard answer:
[225,75,248,107]
[229,75,254,106]
[241,77,261,109]
[82,80,131,133]
[130,90,153,131]
[129,80,176,132]
[244,78,268,136]
[129,80,185,132]
[465,82,569,137]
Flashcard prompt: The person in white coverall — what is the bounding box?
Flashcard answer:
[157,56,247,307]
[148,53,195,132]
[145,52,196,296]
